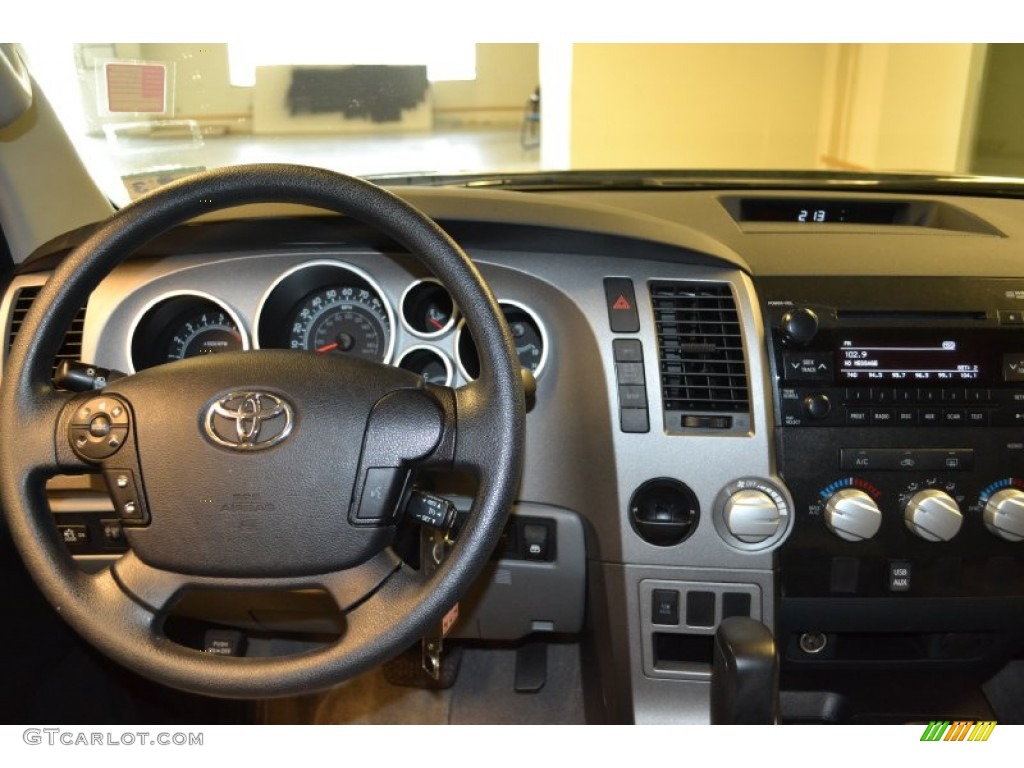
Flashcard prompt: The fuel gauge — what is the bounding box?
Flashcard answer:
[401,279,457,337]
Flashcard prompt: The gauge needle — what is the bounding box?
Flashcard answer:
[316,343,339,354]
[428,316,444,330]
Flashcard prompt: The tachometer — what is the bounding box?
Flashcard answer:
[131,294,248,371]
[288,286,391,362]
[169,311,244,360]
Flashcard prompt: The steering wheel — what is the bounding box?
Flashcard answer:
[0,165,525,698]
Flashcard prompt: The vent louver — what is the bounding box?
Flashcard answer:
[650,281,750,425]
[6,285,86,381]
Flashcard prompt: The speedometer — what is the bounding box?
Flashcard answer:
[288,286,391,362]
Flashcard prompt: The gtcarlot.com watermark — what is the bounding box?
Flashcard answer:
[23,729,203,747]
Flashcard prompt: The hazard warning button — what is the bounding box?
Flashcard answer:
[603,278,640,333]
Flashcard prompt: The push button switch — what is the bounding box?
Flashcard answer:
[888,561,911,593]
[686,591,715,628]
[651,589,680,626]
[604,278,640,333]
[58,525,89,547]
[354,467,410,523]
[522,523,551,561]
[102,468,148,525]
[70,396,131,462]
[613,339,644,363]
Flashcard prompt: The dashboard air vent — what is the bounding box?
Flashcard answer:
[650,281,750,426]
[6,285,86,381]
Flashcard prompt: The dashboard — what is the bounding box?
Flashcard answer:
[3,182,1024,724]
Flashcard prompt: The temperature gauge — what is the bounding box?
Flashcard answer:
[397,347,453,386]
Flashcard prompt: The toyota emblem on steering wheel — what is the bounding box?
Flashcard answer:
[204,391,294,451]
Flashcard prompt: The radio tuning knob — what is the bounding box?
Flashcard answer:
[723,489,782,543]
[780,307,819,346]
[803,393,831,420]
[904,490,962,542]
[824,488,882,542]
[983,489,1024,542]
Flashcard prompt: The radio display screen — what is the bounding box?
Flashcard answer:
[837,335,985,383]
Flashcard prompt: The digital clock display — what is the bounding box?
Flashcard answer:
[739,199,907,224]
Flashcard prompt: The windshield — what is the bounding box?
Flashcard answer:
[19,42,1022,206]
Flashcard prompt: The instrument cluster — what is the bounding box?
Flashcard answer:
[128,259,548,388]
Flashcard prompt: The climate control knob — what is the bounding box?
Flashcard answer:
[983,489,1024,542]
[824,488,882,542]
[724,489,782,543]
[904,490,962,542]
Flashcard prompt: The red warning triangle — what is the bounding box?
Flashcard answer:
[612,295,632,311]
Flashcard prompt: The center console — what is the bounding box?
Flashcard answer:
[762,276,1024,705]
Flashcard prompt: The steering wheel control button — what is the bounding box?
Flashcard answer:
[203,629,248,657]
[604,278,640,333]
[58,525,90,547]
[101,520,126,549]
[69,396,131,461]
[204,391,294,451]
[354,467,410,522]
[88,414,112,437]
[102,469,148,525]
[651,589,680,626]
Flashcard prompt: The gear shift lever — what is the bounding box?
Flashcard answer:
[710,616,779,724]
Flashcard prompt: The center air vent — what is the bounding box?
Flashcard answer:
[6,284,86,383]
[650,281,750,434]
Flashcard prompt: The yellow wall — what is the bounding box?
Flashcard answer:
[433,44,538,125]
[830,44,979,173]
[566,43,980,174]
[568,44,831,170]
